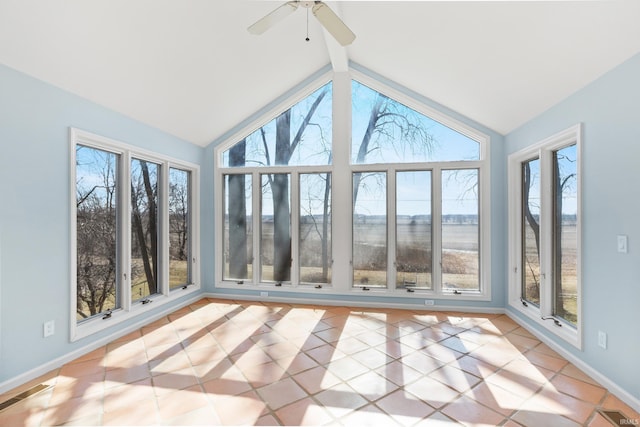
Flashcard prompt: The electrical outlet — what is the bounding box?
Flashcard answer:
[43,320,55,338]
[424,299,435,306]
[260,291,269,298]
[598,331,607,349]
[617,235,628,253]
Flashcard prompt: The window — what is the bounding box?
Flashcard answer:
[75,145,119,319]
[261,173,292,283]
[396,171,432,290]
[72,129,199,340]
[223,173,252,282]
[130,158,160,302]
[353,172,387,288]
[219,81,333,288]
[349,79,489,297]
[215,73,490,299]
[169,167,192,290]
[299,173,332,285]
[441,169,480,292]
[508,124,581,347]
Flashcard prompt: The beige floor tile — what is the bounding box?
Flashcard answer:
[240,360,287,388]
[347,371,399,401]
[441,394,506,427]
[275,397,335,426]
[292,365,342,395]
[404,376,460,409]
[550,373,607,405]
[374,359,424,387]
[256,377,308,410]
[325,356,369,381]
[210,390,268,425]
[339,403,401,426]
[376,389,435,425]
[157,385,211,421]
[430,365,481,393]
[465,381,527,417]
[314,383,368,418]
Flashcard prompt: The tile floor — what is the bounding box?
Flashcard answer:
[0,298,638,426]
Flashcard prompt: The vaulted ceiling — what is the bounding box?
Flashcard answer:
[1,0,640,146]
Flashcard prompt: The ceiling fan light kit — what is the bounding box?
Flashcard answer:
[248,1,356,46]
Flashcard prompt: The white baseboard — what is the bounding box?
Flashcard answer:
[506,311,640,414]
[202,292,506,314]
[0,294,202,395]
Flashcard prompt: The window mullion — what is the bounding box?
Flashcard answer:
[331,72,351,293]
[159,163,169,296]
[120,150,132,312]
[432,167,443,294]
[540,149,554,317]
[291,172,300,287]
[252,172,261,284]
[388,169,397,290]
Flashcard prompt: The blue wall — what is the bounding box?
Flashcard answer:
[505,53,640,401]
[0,64,204,384]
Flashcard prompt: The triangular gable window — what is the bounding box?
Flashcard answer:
[223,82,332,167]
[351,80,480,164]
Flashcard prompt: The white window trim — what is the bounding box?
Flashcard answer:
[70,128,200,342]
[214,70,491,301]
[507,124,582,349]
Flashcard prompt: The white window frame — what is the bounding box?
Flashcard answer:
[214,70,491,301]
[508,124,582,348]
[70,128,200,341]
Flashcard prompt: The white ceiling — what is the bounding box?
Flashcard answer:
[1,0,640,146]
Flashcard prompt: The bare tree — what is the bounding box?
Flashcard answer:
[353,90,435,203]
[76,147,117,318]
[228,140,248,278]
[131,160,158,296]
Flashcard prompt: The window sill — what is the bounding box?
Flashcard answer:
[216,281,490,301]
[71,285,200,342]
[508,300,581,350]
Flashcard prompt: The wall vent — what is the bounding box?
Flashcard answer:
[0,384,50,412]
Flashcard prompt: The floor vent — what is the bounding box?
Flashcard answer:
[0,384,50,412]
[598,409,636,426]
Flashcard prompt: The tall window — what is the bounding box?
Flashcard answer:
[75,145,119,320]
[220,82,333,288]
[522,158,541,306]
[350,80,486,295]
[299,173,332,284]
[353,172,387,288]
[169,167,192,290]
[223,173,252,282]
[441,169,480,292]
[216,75,489,299]
[72,129,199,339]
[396,171,432,290]
[509,125,581,346]
[130,158,160,302]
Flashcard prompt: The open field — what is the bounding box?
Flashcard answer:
[224,221,481,290]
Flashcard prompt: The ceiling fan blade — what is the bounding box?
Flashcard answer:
[248,1,299,35]
[312,2,355,46]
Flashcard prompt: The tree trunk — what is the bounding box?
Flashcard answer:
[523,163,540,254]
[272,112,292,281]
[139,162,158,294]
[228,140,248,278]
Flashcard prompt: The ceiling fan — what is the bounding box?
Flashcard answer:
[248,1,356,46]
